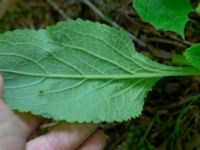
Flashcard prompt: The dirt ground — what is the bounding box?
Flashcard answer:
[0,0,200,149]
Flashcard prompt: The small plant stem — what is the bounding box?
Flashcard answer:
[139,115,158,144]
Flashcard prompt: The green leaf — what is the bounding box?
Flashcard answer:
[133,0,192,37]
[172,52,190,66]
[195,3,200,16]
[0,19,199,122]
[184,44,200,70]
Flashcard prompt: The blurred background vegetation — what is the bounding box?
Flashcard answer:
[0,0,200,149]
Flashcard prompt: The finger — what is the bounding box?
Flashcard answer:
[26,122,97,150]
[15,112,44,138]
[0,75,26,150]
[77,130,107,150]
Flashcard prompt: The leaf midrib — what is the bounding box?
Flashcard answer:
[1,67,200,79]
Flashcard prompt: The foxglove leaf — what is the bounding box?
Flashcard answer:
[0,19,199,122]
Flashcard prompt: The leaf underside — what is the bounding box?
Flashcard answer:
[133,0,192,37]
[0,19,196,122]
[184,44,200,70]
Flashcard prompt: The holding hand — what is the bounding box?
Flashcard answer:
[0,75,106,150]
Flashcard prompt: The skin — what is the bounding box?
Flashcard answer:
[0,75,106,150]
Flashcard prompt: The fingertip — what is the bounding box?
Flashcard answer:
[77,130,107,150]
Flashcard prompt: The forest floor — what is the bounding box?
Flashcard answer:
[0,0,200,150]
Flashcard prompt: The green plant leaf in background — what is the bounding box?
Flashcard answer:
[184,44,200,70]
[133,0,192,37]
[0,19,200,122]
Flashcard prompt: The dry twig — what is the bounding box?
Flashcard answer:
[82,0,146,47]
[46,0,69,20]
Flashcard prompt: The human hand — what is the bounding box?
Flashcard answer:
[0,75,106,150]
